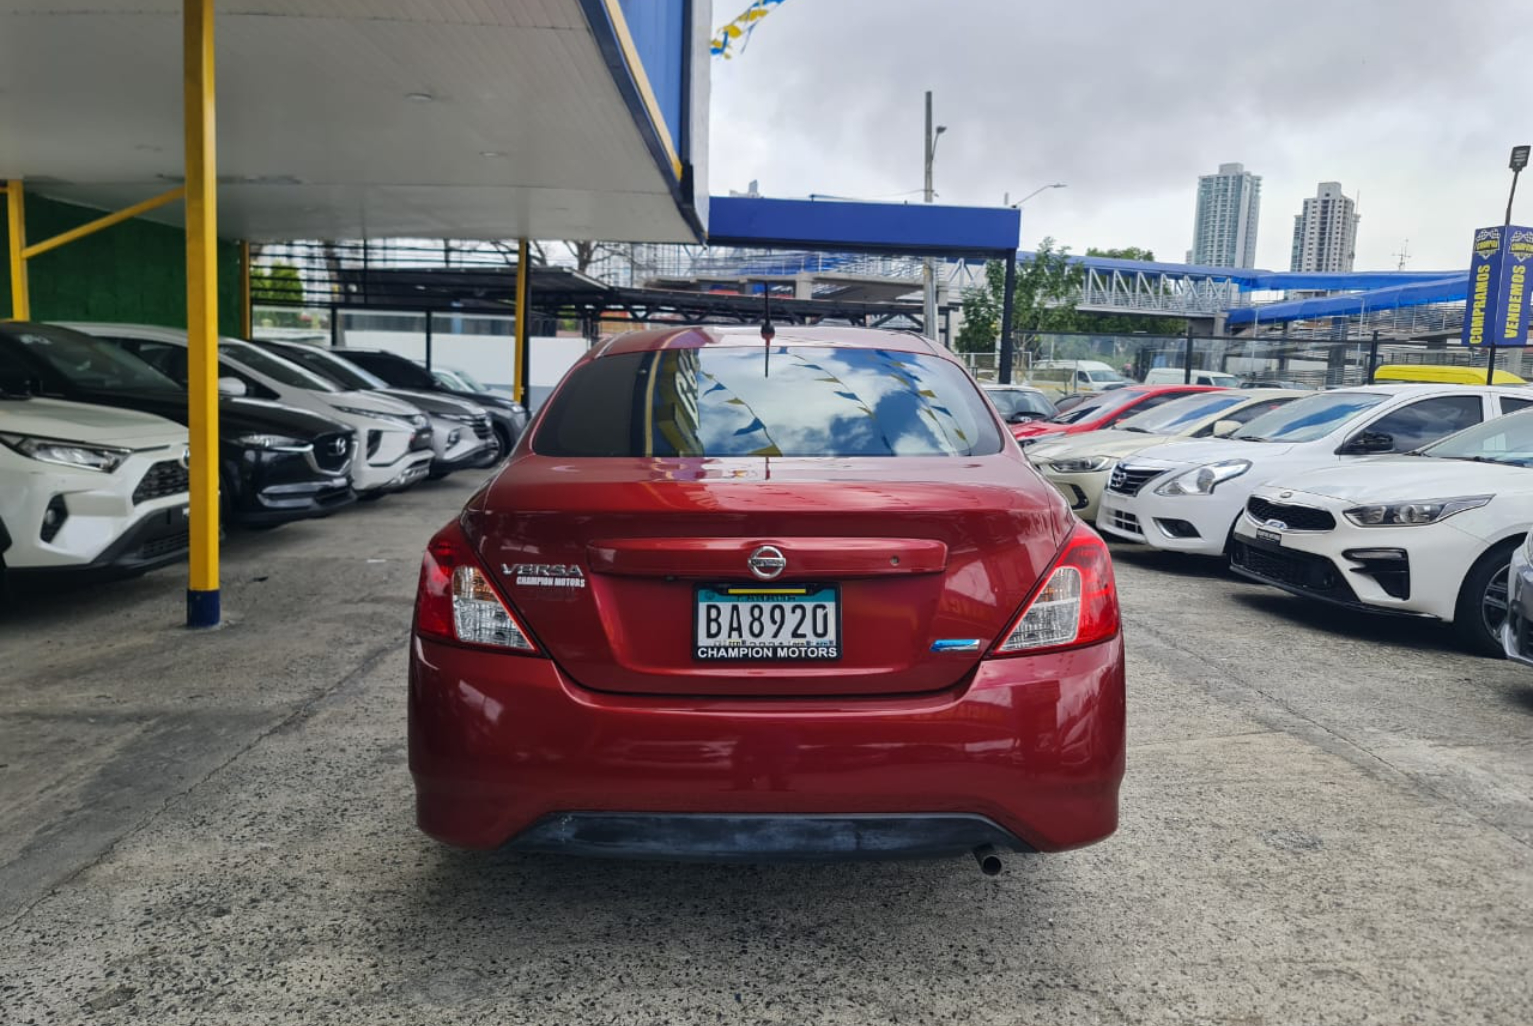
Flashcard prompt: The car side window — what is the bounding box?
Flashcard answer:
[116,339,188,384]
[1364,395,1485,451]
[1500,396,1533,415]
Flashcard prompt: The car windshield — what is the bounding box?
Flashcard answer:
[2,324,180,393]
[1047,388,1144,424]
[1084,369,1128,385]
[1418,408,1533,466]
[225,340,340,392]
[275,345,390,391]
[348,351,437,389]
[1116,392,1245,434]
[985,388,1054,418]
[535,346,1004,458]
[447,367,489,391]
[1234,391,1388,442]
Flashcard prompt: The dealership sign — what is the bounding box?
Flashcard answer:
[1462,224,1533,347]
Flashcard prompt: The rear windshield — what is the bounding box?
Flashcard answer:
[1234,391,1387,442]
[534,346,1004,458]
[1047,388,1145,424]
[1117,392,1246,434]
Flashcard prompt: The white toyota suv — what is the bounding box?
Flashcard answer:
[1,391,190,583]
[1097,385,1527,556]
[65,324,436,496]
[1231,407,1533,654]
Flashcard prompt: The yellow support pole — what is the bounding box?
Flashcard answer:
[184,0,221,628]
[514,238,530,406]
[22,186,186,260]
[6,180,29,321]
[238,240,252,339]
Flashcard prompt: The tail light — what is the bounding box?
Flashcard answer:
[992,525,1120,656]
[414,521,540,654]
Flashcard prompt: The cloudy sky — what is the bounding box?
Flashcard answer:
[707,0,1532,272]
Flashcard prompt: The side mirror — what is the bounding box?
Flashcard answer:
[1340,430,1395,455]
[217,376,248,397]
[1210,419,1242,438]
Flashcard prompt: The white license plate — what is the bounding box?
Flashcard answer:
[694,585,840,661]
[1256,528,1282,545]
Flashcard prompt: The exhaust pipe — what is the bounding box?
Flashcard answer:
[972,844,1003,876]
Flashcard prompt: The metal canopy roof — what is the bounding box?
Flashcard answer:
[0,0,708,243]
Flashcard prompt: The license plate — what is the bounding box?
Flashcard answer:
[694,585,840,661]
[1256,528,1282,545]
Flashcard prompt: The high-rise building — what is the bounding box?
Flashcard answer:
[1290,182,1360,273]
[1190,163,1261,268]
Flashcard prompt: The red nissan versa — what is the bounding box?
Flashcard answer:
[1011,384,1222,446]
[409,326,1126,872]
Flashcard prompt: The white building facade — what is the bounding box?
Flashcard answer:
[1290,182,1360,273]
[1190,163,1262,268]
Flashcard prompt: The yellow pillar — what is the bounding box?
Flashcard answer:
[184,0,221,627]
[5,180,29,321]
[514,238,530,406]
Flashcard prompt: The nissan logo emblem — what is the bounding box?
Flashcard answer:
[747,545,787,581]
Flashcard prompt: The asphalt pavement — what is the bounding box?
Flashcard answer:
[1,473,1529,1025]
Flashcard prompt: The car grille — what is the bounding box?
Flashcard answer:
[1230,540,1353,600]
[132,459,190,505]
[312,432,353,473]
[1246,497,1336,532]
[1107,464,1161,496]
[136,527,190,561]
[1104,508,1143,538]
[471,416,492,440]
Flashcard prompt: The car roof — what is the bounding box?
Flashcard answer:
[594,325,941,359]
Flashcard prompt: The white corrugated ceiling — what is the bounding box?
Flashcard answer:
[0,0,699,242]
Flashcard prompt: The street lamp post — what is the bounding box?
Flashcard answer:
[1007,183,1067,209]
[922,91,946,343]
[1488,144,1529,385]
[995,184,1066,384]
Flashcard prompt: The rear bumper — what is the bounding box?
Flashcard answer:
[408,635,1126,857]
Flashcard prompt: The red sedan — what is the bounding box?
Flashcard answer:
[409,326,1125,871]
[1011,384,1223,445]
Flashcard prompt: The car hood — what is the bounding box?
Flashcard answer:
[1027,428,1175,461]
[220,396,351,438]
[1262,455,1533,503]
[381,389,485,417]
[1123,438,1299,469]
[0,396,185,447]
[318,390,422,417]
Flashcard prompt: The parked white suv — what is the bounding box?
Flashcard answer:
[1231,408,1533,655]
[1097,385,1529,555]
[1,393,190,581]
[65,324,436,496]
[1506,530,1533,668]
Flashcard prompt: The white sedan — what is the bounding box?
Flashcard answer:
[1230,408,1533,654]
[1097,385,1532,556]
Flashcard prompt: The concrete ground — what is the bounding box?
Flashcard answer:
[1,472,1529,1025]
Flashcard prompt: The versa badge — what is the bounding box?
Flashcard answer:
[503,563,587,588]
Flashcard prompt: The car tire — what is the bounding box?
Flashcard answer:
[490,425,511,464]
[1453,538,1519,657]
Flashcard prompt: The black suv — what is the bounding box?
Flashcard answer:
[0,323,356,526]
[333,349,527,457]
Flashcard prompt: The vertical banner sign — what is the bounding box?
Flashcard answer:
[1462,224,1533,347]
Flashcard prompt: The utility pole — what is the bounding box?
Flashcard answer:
[922,92,945,344]
[1392,239,1410,271]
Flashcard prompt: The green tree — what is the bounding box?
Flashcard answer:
[250,262,303,305]
[956,238,1083,355]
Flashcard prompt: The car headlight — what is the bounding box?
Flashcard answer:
[0,432,130,473]
[1154,459,1252,496]
[235,433,309,451]
[1049,455,1113,474]
[1343,496,1492,527]
[331,405,414,428]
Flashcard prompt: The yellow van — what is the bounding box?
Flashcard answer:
[1373,364,1526,386]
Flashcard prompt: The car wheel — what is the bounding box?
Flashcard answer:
[489,425,511,464]
[1453,539,1518,657]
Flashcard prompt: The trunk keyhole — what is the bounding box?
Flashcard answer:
[890,556,901,566]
